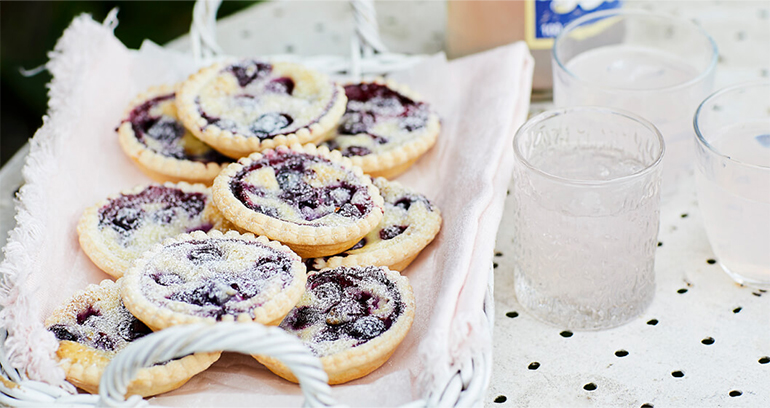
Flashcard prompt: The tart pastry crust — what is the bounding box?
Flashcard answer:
[212,143,384,258]
[311,177,441,271]
[255,265,415,384]
[117,84,230,185]
[45,279,221,397]
[176,59,347,158]
[321,79,440,179]
[77,182,232,279]
[120,230,307,331]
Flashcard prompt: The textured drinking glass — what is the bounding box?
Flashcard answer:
[552,10,716,194]
[512,107,665,330]
[694,81,770,288]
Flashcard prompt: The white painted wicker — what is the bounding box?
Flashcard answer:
[0,1,495,406]
[98,323,336,408]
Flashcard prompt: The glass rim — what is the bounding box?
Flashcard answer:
[694,80,770,170]
[552,8,719,93]
[513,106,666,186]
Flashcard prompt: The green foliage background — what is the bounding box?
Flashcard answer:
[0,1,257,165]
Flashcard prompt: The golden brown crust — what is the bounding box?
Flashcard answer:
[117,84,229,185]
[120,230,307,331]
[45,280,221,397]
[254,267,415,384]
[55,341,220,397]
[211,143,384,258]
[78,203,126,279]
[176,60,347,159]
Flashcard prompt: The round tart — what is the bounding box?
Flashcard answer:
[311,177,441,271]
[320,79,440,178]
[78,182,232,279]
[120,230,307,330]
[212,143,384,258]
[176,59,347,158]
[45,279,221,397]
[255,265,415,384]
[117,84,230,185]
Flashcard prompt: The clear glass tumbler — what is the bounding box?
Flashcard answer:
[513,107,665,330]
[552,9,717,194]
[694,81,770,288]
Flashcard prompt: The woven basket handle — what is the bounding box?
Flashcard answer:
[98,323,339,407]
[190,0,223,64]
[189,0,390,80]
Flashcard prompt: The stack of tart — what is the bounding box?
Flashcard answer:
[49,59,442,396]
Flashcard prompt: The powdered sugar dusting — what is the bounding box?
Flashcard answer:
[46,280,152,354]
[194,60,337,139]
[229,149,374,226]
[313,178,439,265]
[139,238,296,320]
[125,93,229,164]
[95,184,217,264]
[279,266,404,357]
[322,83,433,157]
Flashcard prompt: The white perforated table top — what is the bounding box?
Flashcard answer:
[488,163,770,407]
[487,2,770,406]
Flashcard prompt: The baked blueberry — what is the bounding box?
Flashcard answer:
[120,230,307,330]
[78,182,233,278]
[118,84,230,185]
[212,143,384,258]
[311,177,441,271]
[255,265,415,384]
[320,80,440,178]
[44,279,220,397]
[176,59,347,158]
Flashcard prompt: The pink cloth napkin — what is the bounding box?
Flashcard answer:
[0,15,532,406]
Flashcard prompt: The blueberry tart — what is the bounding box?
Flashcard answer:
[118,84,231,185]
[45,279,221,397]
[212,143,384,258]
[120,230,307,330]
[320,79,440,178]
[255,265,415,384]
[311,177,441,271]
[176,59,347,158]
[78,182,232,278]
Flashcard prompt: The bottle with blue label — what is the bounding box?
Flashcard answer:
[447,0,623,93]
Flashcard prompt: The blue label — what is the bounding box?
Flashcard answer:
[534,0,622,39]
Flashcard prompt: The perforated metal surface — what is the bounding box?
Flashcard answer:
[488,1,770,406]
[489,166,770,407]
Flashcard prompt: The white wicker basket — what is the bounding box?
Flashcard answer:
[0,1,495,406]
